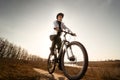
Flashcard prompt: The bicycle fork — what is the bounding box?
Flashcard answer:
[63,41,75,61]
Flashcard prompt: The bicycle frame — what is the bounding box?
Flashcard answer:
[57,31,74,60]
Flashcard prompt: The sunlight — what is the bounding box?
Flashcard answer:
[0,0,119,61]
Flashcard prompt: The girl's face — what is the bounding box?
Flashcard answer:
[57,15,63,21]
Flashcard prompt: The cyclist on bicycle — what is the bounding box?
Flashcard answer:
[50,13,76,70]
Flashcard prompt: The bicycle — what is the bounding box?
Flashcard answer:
[47,30,88,80]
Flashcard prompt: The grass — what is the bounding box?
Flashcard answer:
[83,61,120,80]
[0,58,46,80]
[52,61,120,80]
[39,59,120,80]
[0,58,120,80]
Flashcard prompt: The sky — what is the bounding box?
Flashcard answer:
[0,0,120,61]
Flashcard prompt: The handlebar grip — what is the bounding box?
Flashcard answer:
[70,33,76,36]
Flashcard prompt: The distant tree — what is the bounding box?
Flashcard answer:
[2,40,10,58]
[0,40,5,58]
[6,43,14,58]
[0,37,43,62]
[20,49,28,60]
[0,39,9,58]
[0,38,4,51]
[10,45,18,59]
[15,47,22,59]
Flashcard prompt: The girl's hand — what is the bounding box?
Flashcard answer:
[54,27,59,31]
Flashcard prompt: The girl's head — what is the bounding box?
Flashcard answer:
[56,13,64,21]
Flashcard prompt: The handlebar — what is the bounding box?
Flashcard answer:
[54,27,76,36]
[61,30,76,36]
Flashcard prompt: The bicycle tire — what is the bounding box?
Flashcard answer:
[61,41,88,80]
[47,54,57,74]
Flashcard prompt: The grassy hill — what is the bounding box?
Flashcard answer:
[0,58,120,80]
[0,58,47,80]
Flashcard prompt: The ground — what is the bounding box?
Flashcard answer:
[0,58,120,80]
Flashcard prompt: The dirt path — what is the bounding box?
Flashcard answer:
[33,68,68,80]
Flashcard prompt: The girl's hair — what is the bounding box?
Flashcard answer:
[56,13,64,19]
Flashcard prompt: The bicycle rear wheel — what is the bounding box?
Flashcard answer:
[61,41,88,80]
[47,53,57,74]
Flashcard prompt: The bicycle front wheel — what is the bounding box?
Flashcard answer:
[61,41,88,80]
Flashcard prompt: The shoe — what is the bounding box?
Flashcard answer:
[52,58,58,63]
